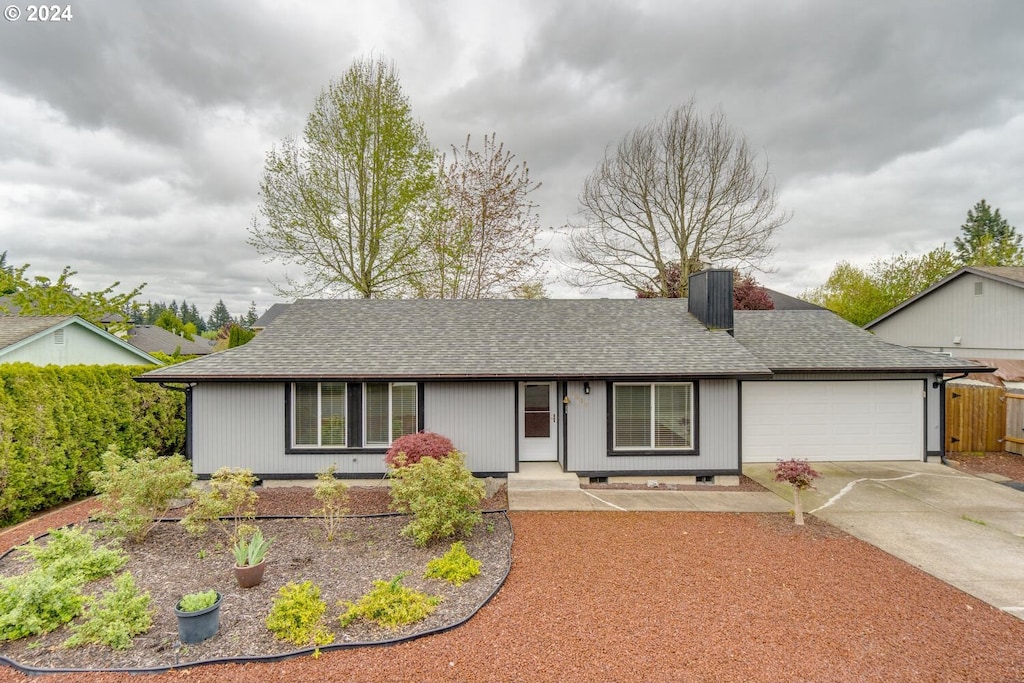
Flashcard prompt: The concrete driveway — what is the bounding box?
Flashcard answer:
[743,460,1024,620]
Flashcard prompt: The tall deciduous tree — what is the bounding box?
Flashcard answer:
[0,262,144,333]
[954,199,1023,266]
[564,99,789,297]
[410,134,547,298]
[249,57,437,298]
[804,246,959,326]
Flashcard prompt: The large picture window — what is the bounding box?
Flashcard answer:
[292,382,347,447]
[613,383,693,450]
[290,381,418,450]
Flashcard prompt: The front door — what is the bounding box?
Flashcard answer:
[519,382,558,462]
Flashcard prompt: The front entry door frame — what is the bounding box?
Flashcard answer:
[519,381,559,462]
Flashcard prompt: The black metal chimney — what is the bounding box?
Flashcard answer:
[688,269,734,336]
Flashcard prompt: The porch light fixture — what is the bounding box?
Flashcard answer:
[584,382,591,394]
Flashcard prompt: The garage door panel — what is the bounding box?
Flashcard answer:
[742,381,923,463]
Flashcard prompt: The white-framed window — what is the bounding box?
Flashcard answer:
[292,382,347,448]
[363,382,417,446]
[613,383,693,450]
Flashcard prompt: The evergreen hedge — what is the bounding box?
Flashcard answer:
[0,363,185,527]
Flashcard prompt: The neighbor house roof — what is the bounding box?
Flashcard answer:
[764,289,823,311]
[126,325,217,356]
[138,299,988,383]
[0,315,161,365]
[139,299,773,382]
[733,310,987,373]
[865,266,1024,329]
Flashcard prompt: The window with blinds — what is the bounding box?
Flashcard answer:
[293,382,346,448]
[613,383,693,450]
[365,382,417,446]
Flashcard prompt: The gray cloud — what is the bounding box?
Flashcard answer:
[1,0,1022,317]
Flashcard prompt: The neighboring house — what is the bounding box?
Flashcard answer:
[252,303,289,333]
[0,315,161,366]
[865,266,1024,360]
[138,271,986,479]
[127,325,217,356]
[765,289,823,310]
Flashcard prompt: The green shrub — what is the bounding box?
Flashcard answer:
[313,465,350,542]
[64,572,153,650]
[338,574,441,630]
[388,451,486,546]
[424,541,482,587]
[18,526,127,584]
[0,569,85,641]
[266,581,334,647]
[90,445,195,542]
[0,363,185,527]
[178,589,219,613]
[181,467,259,541]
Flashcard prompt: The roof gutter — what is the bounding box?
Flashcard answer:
[933,372,970,466]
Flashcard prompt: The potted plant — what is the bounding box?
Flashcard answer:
[232,525,272,588]
[174,590,222,644]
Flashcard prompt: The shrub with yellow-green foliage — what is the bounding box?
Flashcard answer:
[388,451,485,547]
[181,467,258,541]
[0,526,127,642]
[423,541,481,587]
[338,573,441,630]
[313,464,350,542]
[0,363,185,527]
[90,445,195,542]
[63,572,153,650]
[265,581,334,647]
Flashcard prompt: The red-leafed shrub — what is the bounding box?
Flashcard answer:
[385,432,456,468]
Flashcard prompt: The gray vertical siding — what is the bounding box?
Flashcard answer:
[192,383,394,477]
[870,275,1024,359]
[424,382,515,473]
[565,379,740,474]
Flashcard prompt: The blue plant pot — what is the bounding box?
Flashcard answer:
[174,592,222,644]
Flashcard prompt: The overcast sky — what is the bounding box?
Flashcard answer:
[1,0,1022,320]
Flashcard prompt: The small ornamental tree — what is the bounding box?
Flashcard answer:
[772,458,821,525]
[384,431,456,468]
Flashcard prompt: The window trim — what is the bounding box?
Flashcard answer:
[607,381,698,456]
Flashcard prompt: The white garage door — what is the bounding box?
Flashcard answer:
[742,380,924,462]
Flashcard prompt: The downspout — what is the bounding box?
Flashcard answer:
[159,383,194,462]
[934,372,969,466]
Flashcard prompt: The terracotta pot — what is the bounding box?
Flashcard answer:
[233,559,266,588]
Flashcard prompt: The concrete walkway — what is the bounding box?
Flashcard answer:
[743,460,1024,621]
[507,462,790,513]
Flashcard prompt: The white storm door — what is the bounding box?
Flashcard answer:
[519,382,558,462]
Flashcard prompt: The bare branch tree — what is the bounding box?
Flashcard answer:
[249,57,437,299]
[564,99,789,296]
[410,133,547,298]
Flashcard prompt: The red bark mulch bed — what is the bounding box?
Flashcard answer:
[949,451,1024,483]
[2,487,1024,681]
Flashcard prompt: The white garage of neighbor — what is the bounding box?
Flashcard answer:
[741,380,925,463]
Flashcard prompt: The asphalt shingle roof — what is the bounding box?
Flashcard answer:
[127,325,217,355]
[138,299,989,383]
[140,299,771,381]
[0,315,75,348]
[734,310,987,372]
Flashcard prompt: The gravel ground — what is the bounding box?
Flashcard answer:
[2,471,1024,681]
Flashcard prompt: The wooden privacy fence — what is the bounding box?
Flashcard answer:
[945,384,1006,453]
[1007,393,1024,456]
